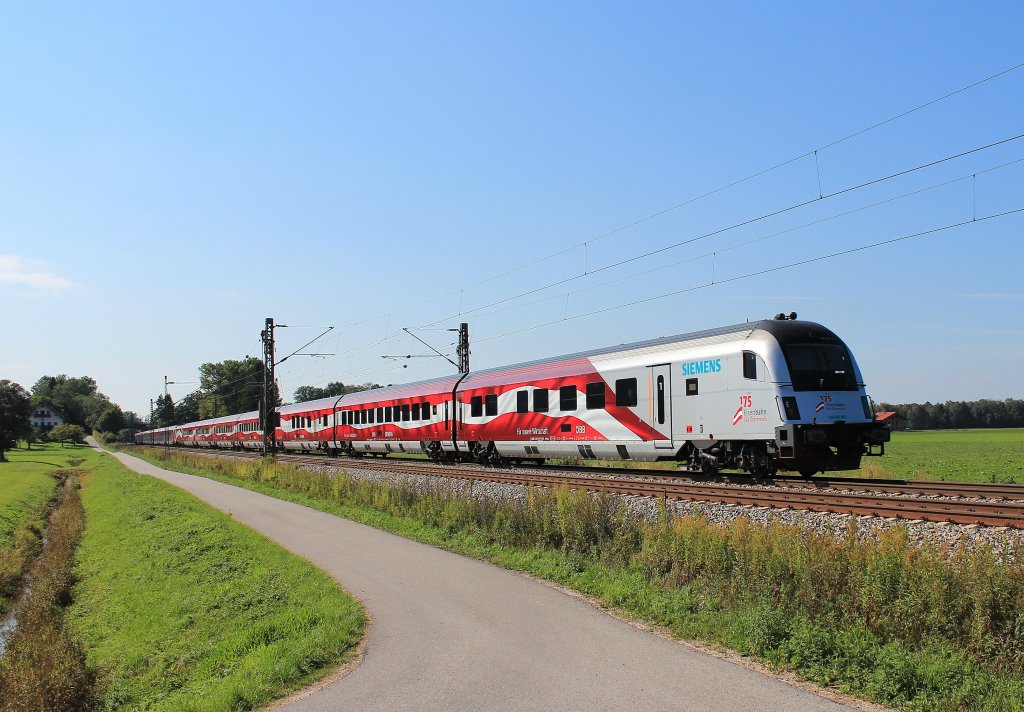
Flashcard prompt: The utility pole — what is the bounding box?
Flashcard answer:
[150,398,154,426]
[456,322,470,374]
[261,317,277,456]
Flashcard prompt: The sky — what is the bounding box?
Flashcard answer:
[1,1,1022,419]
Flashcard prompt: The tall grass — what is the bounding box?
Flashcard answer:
[0,472,91,711]
[135,447,1024,709]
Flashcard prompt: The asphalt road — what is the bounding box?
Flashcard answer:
[103,446,853,712]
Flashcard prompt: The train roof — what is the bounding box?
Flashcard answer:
[139,318,844,429]
[326,319,840,405]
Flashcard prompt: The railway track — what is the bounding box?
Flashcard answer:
[165,447,1024,529]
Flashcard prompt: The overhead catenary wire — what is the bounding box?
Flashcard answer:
[278,62,1024,345]
[273,131,1024,389]
[412,134,1024,330]
[440,157,1024,323]
[474,206,1024,344]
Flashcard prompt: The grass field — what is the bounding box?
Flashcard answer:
[63,446,365,710]
[0,444,67,612]
[857,428,1024,483]
[127,446,1024,711]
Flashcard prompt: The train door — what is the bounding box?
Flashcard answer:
[648,364,674,449]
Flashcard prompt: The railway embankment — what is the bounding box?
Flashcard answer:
[129,446,1024,711]
[1,443,364,711]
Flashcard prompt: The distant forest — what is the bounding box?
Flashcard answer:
[875,399,1024,430]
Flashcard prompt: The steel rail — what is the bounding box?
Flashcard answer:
[173,447,1024,529]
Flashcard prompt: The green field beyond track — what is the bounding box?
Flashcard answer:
[858,428,1024,484]
[0,444,366,711]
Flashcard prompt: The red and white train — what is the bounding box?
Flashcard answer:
[136,316,890,476]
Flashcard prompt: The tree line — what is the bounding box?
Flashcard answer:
[876,398,1024,430]
[0,375,140,459]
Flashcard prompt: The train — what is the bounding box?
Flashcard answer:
[136,314,890,476]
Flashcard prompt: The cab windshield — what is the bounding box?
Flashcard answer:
[782,343,858,391]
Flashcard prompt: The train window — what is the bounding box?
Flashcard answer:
[368,408,375,424]
[533,389,549,412]
[423,402,430,419]
[412,403,421,420]
[376,407,384,422]
[516,391,529,414]
[432,404,437,416]
[362,409,368,424]
[743,351,757,380]
[384,406,392,422]
[401,404,410,421]
[585,382,605,410]
[686,378,698,396]
[470,396,483,418]
[485,394,498,416]
[656,376,666,424]
[614,378,637,407]
[559,386,577,411]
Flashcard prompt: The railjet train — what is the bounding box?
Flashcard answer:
[136,315,890,476]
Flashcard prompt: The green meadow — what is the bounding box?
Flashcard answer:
[858,428,1024,484]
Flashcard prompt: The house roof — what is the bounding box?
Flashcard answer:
[874,411,899,422]
[32,401,65,418]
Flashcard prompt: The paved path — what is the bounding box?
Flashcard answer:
[102,445,852,712]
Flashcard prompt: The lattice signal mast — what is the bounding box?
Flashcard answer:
[456,322,469,374]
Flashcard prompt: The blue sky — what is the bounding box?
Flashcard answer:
[1,1,1022,418]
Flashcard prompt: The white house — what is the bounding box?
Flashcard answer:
[31,403,65,432]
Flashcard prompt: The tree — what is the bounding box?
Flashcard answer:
[153,394,176,428]
[196,357,278,416]
[89,405,124,434]
[116,428,136,443]
[49,423,86,447]
[174,392,202,425]
[123,411,145,429]
[293,381,381,403]
[0,380,32,461]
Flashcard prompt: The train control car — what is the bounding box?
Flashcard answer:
[445,315,889,475]
[136,315,889,476]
